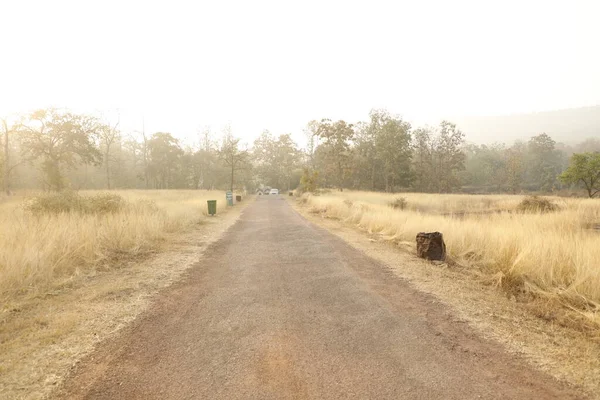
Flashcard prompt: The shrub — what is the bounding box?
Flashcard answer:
[25,191,126,215]
[389,197,408,210]
[299,168,319,193]
[517,196,558,213]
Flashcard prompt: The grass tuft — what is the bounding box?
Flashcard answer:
[517,195,559,213]
[389,197,407,210]
[25,191,126,215]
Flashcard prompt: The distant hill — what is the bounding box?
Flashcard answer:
[453,106,600,145]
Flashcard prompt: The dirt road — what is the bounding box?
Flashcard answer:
[58,197,584,399]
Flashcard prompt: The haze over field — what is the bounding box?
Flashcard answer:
[456,106,600,144]
[1,0,599,145]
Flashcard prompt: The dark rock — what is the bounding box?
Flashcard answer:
[416,232,446,261]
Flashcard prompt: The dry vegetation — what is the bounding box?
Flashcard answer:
[300,191,600,328]
[0,190,243,399]
[0,190,226,302]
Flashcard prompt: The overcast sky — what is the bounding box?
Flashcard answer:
[1,0,598,147]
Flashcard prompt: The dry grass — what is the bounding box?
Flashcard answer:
[0,190,246,399]
[301,191,600,327]
[0,190,227,302]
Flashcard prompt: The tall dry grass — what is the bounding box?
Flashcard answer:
[301,191,600,323]
[0,190,229,302]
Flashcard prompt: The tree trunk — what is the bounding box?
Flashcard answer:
[371,164,376,191]
[105,150,111,189]
[3,123,9,195]
[230,163,234,193]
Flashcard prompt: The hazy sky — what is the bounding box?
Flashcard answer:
[1,0,598,146]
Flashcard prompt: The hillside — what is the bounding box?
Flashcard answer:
[454,106,600,144]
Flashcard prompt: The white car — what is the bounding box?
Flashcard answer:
[269,189,279,195]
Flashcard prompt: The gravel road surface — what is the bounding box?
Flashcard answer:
[58,196,584,399]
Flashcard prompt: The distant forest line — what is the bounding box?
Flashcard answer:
[1,108,599,196]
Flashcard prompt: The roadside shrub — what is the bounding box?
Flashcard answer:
[389,197,408,210]
[299,168,319,193]
[517,196,558,213]
[25,191,126,215]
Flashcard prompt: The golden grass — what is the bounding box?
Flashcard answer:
[0,190,228,302]
[1,190,246,399]
[301,191,600,326]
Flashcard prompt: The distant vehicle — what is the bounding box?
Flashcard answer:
[269,189,279,195]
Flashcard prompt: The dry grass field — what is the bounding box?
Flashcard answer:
[0,190,227,303]
[300,191,600,328]
[0,190,245,399]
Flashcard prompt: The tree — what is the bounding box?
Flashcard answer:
[21,109,102,190]
[411,122,465,193]
[434,121,465,192]
[560,152,600,198]
[372,110,412,192]
[218,126,249,192]
[315,119,354,190]
[253,132,301,190]
[505,143,525,193]
[412,127,434,192]
[299,168,319,193]
[1,116,24,195]
[527,133,561,191]
[303,120,319,169]
[252,130,277,185]
[98,121,120,189]
[147,132,183,189]
[274,134,301,190]
[196,127,219,189]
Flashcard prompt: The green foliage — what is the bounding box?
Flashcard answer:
[253,131,301,190]
[7,106,598,197]
[516,195,558,213]
[560,152,600,198]
[316,119,355,190]
[412,122,465,193]
[371,110,412,192]
[299,168,319,193]
[147,132,184,189]
[526,133,563,192]
[25,191,126,215]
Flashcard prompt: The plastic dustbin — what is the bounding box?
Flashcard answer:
[207,200,217,216]
[236,195,242,202]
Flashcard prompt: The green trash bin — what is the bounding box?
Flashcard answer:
[207,200,217,216]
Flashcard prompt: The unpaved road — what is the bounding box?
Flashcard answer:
[58,197,584,399]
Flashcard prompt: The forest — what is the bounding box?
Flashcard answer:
[1,108,599,196]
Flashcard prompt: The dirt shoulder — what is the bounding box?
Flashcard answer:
[0,199,252,400]
[289,198,600,398]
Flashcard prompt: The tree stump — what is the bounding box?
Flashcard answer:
[416,232,446,261]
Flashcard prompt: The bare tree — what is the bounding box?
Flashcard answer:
[303,120,319,169]
[98,121,120,189]
[218,125,249,192]
[1,116,25,195]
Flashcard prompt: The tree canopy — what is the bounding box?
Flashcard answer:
[560,152,600,198]
[2,107,598,196]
